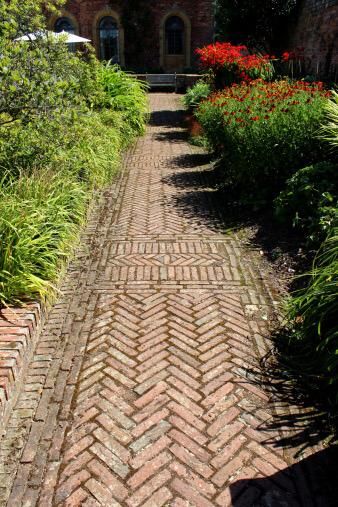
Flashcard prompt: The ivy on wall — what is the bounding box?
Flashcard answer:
[121,0,155,70]
[215,0,300,50]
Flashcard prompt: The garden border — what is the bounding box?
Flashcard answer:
[0,303,43,437]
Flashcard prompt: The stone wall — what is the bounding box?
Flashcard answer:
[50,0,214,72]
[291,0,338,78]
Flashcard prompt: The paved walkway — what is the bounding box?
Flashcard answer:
[0,94,328,506]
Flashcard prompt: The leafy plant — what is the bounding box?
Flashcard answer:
[183,81,211,111]
[0,170,87,303]
[275,162,338,246]
[196,79,330,205]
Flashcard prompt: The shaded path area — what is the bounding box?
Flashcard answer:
[0,94,335,506]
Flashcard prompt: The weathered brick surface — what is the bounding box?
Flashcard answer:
[0,304,42,437]
[0,94,331,506]
[291,0,338,77]
[54,0,214,70]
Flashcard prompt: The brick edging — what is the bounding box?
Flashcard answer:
[0,303,43,437]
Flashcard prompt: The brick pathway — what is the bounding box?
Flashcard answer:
[0,94,328,506]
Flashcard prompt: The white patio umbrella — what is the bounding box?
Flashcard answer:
[15,30,91,43]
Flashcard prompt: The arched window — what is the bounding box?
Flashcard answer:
[54,17,75,34]
[99,16,119,62]
[165,16,184,55]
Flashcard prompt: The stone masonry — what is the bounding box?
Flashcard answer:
[0,94,333,506]
[53,0,214,71]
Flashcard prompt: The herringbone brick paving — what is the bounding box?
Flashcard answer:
[0,94,329,506]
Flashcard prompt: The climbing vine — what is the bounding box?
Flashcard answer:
[121,0,155,70]
[215,0,300,49]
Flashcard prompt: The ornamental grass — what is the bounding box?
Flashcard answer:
[286,212,338,416]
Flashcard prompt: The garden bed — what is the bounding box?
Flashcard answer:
[185,41,338,430]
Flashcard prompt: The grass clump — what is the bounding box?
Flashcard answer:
[0,170,87,303]
[96,63,149,135]
[286,213,338,416]
[0,93,147,305]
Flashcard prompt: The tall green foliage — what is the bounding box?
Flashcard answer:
[0,1,148,305]
[321,91,338,149]
[96,63,149,134]
[287,213,338,414]
[284,84,338,420]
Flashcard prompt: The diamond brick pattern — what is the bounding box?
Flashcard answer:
[0,94,326,506]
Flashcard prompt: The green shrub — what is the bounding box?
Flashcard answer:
[0,2,149,305]
[183,81,211,111]
[196,79,330,205]
[275,161,338,246]
[0,108,131,182]
[0,102,147,305]
[287,211,338,413]
[52,110,126,188]
[96,63,149,135]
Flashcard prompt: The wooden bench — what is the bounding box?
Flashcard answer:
[146,73,177,92]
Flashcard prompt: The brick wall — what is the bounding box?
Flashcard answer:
[52,0,214,71]
[291,0,338,78]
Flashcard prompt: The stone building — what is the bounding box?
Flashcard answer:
[291,0,338,78]
[49,1,215,72]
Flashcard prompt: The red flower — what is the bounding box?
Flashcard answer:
[196,42,273,83]
[282,51,290,62]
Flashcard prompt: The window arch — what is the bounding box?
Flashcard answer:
[165,16,184,55]
[99,16,119,62]
[54,17,75,34]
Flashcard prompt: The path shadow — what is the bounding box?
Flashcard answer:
[229,446,338,507]
[155,130,188,143]
[149,110,184,127]
[170,153,212,168]
[163,138,338,474]
[167,183,253,234]
[241,353,336,455]
[259,333,336,447]
[169,188,250,234]
[164,159,308,278]
[162,166,219,190]
[162,156,252,233]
